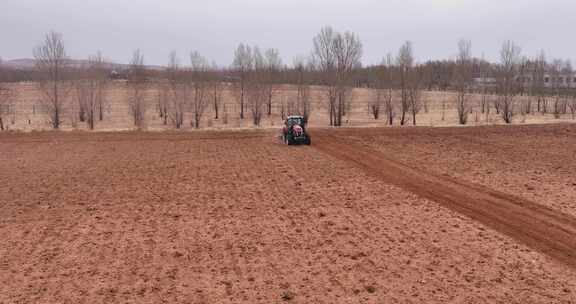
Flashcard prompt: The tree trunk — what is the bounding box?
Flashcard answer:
[267,90,272,116]
[88,110,95,130]
[53,80,60,129]
[329,101,335,126]
[79,104,85,122]
[99,101,104,121]
[372,105,379,119]
[400,105,406,126]
[240,83,245,119]
[214,95,219,119]
[53,105,60,129]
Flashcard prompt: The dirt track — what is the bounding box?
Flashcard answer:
[1,125,575,303]
[313,130,576,270]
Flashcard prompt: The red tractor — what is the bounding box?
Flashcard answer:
[281,115,311,145]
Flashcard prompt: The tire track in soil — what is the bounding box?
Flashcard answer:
[312,132,576,270]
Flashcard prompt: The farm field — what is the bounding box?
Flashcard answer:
[1,124,575,303]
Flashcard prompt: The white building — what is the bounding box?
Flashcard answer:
[516,74,576,89]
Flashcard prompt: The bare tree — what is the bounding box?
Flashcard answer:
[312,26,362,126]
[155,51,178,126]
[95,56,109,122]
[189,51,211,128]
[72,52,108,130]
[246,82,267,126]
[72,66,90,129]
[479,53,490,115]
[549,59,572,118]
[87,53,108,129]
[127,49,147,128]
[292,57,312,122]
[516,57,529,98]
[0,85,15,131]
[370,88,383,120]
[562,60,573,115]
[382,54,395,125]
[209,62,224,120]
[397,41,414,125]
[279,95,288,121]
[172,82,187,128]
[243,47,269,126]
[166,51,185,128]
[333,31,362,125]
[210,81,224,120]
[550,59,564,119]
[73,63,89,124]
[232,44,253,119]
[497,40,521,124]
[370,54,394,122]
[312,27,337,125]
[296,84,311,122]
[532,50,548,114]
[569,95,576,119]
[408,66,423,125]
[156,81,170,125]
[264,48,282,115]
[453,39,472,124]
[33,31,69,129]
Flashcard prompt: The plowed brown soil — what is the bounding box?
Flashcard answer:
[1,126,575,303]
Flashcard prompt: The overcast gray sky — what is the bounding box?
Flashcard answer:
[1,0,574,66]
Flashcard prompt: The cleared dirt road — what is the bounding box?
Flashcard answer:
[313,129,576,270]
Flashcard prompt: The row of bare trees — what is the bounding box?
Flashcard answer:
[452,41,576,124]
[285,58,312,122]
[30,31,111,130]
[73,53,108,129]
[149,50,223,129]
[3,30,575,131]
[366,38,576,126]
[27,31,220,130]
[230,44,285,125]
[0,82,14,131]
[366,42,424,126]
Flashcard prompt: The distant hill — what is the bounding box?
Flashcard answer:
[2,58,36,69]
[1,58,165,71]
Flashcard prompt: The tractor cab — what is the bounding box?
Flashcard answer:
[285,116,305,128]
